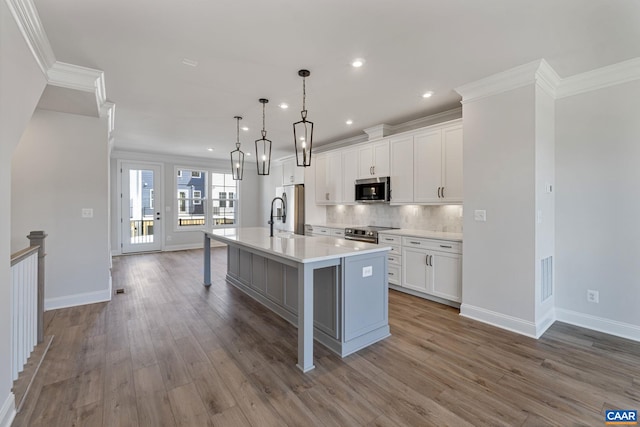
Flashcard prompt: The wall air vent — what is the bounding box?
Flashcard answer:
[541,256,553,302]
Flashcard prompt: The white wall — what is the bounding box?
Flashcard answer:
[0,0,48,423]
[12,109,111,309]
[461,85,537,329]
[110,151,261,253]
[555,79,640,335]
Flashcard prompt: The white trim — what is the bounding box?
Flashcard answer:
[556,308,640,343]
[460,303,538,338]
[363,124,392,139]
[5,0,55,75]
[455,59,560,104]
[44,288,112,311]
[0,392,16,427]
[557,57,640,98]
[535,308,557,338]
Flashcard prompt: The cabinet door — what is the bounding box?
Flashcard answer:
[372,140,390,177]
[314,153,327,204]
[431,251,462,302]
[265,259,284,304]
[325,150,343,203]
[358,145,374,178]
[414,130,442,203]
[284,265,298,314]
[402,247,430,292]
[441,125,463,202]
[390,135,414,203]
[341,147,359,203]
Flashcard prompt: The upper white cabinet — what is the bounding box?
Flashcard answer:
[358,140,390,179]
[389,119,463,205]
[389,134,414,203]
[341,146,359,204]
[414,123,463,203]
[315,151,343,204]
[281,157,305,185]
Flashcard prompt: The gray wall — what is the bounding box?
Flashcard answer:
[555,80,640,329]
[461,85,537,324]
[0,0,48,419]
[12,109,111,308]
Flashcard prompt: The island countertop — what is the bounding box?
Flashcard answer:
[205,227,390,264]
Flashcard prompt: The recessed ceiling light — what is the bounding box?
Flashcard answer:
[351,58,365,68]
[207,148,214,152]
[246,152,251,156]
[181,58,198,67]
[279,103,289,109]
[422,91,434,98]
[346,120,353,125]
[241,126,249,131]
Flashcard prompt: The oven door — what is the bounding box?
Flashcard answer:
[355,177,389,202]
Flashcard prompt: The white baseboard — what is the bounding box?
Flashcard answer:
[556,308,640,342]
[0,392,16,427]
[460,303,539,338]
[45,288,112,311]
[535,308,557,338]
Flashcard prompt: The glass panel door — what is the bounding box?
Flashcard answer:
[121,163,162,253]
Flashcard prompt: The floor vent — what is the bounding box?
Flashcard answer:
[541,256,553,302]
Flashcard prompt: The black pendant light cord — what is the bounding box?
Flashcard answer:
[301,75,307,120]
[262,101,267,138]
[236,117,241,149]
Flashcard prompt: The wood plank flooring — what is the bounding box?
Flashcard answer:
[13,248,640,426]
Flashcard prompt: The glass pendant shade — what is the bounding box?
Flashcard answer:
[293,69,313,167]
[255,98,272,175]
[230,116,244,180]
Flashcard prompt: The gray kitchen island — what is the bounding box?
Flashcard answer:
[203,227,391,373]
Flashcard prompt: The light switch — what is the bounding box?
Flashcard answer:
[82,208,93,218]
[474,209,486,222]
[362,266,373,277]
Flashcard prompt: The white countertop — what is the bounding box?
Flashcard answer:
[378,229,463,242]
[305,223,364,229]
[205,227,390,264]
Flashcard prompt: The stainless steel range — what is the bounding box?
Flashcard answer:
[344,226,398,244]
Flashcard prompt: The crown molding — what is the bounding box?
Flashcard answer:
[455,59,560,104]
[363,123,392,139]
[556,57,640,98]
[5,0,55,75]
[388,107,462,134]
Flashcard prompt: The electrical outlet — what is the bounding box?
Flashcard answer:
[166,235,172,242]
[362,266,372,277]
[474,210,486,222]
[81,208,93,218]
[587,290,599,303]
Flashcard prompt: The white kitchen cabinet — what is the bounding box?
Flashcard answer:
[281,157,305,185]
[400,237,462,303]
[315,151,343,204]
[358,140,390,179]
[341,147,359,204]
[414,123,463,204]
[389,134,414,203]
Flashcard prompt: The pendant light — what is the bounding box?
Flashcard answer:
[255,98,272,176]
[230,116,244,180]
[293,69,314,167]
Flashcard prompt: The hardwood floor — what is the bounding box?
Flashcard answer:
[13,248,640,426]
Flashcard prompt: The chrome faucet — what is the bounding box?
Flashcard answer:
[268,196,286,237]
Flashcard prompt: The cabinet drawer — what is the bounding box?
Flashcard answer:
[387,244,401,255]
[331,228,345,237]
[315,227,330,235]
[387,253,402,266]
[388,265,401,285]
[378,234,401,245]
[402,237,461,254]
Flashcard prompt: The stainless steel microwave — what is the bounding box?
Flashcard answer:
[355,177,391,203]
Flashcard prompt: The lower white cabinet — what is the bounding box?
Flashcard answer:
[397,236,462,304]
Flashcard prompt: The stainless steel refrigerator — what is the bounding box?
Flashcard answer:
[274,184,305,235]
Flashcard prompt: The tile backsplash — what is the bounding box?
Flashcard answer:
[326,204,463,232]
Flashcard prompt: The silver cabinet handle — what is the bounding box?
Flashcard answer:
[438,187,442,198]
[372,166,375,175]
[384,238,394,241]
[426,255,429,265]
[439,245,452,248]
[389,272,394,276]
[429,255,433,266]
[410,241,421,245]
[441,187,445,198]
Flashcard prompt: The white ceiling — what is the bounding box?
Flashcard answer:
[33,0,640,161]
